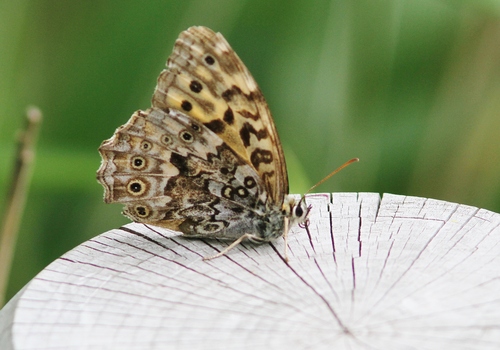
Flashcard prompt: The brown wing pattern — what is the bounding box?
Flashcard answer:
[97,108,268,236]
[152,26,288,203]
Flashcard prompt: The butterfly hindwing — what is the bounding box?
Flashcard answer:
[97,107,271,237]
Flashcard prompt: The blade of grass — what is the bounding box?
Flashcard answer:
[0,107,42,307]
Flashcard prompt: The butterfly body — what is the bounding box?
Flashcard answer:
[97,27,309,257]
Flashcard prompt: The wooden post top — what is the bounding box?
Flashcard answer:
[1,193,500,349]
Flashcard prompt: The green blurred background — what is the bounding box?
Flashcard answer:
[1,1,500,303]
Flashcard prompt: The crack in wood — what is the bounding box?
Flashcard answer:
[278,254,353,336]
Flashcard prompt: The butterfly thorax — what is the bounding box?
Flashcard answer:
[250,202,287,242]
[217,194,309,243]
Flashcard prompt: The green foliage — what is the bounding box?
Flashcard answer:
[1,0,500,302]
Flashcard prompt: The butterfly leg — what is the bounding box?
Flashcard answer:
[203,233,263,261]
[283,218,289,263]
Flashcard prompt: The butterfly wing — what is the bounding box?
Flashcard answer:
[152,26,288,204]
[97,107,277,239]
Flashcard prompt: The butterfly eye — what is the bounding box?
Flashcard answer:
[294,205,304,218]
[180,130,194,143]
[293,201,310,221]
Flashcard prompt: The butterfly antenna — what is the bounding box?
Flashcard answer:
[306,158,359,194]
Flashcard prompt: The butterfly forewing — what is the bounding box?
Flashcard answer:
[152,26,288,203]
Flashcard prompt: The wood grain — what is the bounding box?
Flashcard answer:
[1,193,500,349]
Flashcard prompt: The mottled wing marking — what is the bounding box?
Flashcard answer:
[97,107,269,237]
[152,26,288,203]
[97,26,311,255]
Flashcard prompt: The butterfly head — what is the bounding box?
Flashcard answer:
[283,195,311,228]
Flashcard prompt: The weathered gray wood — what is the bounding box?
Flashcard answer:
[1,192,500,349]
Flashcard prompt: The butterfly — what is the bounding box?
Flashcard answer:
[97,26,311,260]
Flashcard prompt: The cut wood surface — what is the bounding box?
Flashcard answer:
[1,192,500,349]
